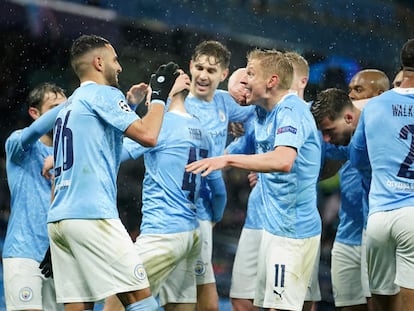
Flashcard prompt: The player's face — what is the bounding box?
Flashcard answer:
[244,59,268,105]
[190,55,228,101]
[393,71,403,88]
[39,91,66,115]
[103,44,122,88]
[228,69,248,106]
[348,74,376,100]
[319,115,354,146]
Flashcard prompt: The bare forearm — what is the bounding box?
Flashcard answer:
[124,103,164,147]
[187,146,296,177]
[225,152,293,173]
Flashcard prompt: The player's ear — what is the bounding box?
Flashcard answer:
[343,111,354,124]
[301,76,308,88]
[93,56,104,72]
[220,68,229,82]
[268,74,279,88]
[28,107,40,120]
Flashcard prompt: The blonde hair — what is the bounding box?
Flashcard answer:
[284,51,309,78]
[247,49,293,90]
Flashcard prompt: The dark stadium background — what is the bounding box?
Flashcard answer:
[0,0,413,310]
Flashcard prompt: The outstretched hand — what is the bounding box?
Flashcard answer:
[126,83,149,106]
[185,156,228,177]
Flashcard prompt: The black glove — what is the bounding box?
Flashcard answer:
[150,62,180,103]
[39,246,53,278]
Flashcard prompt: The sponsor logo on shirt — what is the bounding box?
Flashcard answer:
[189,128,202,140]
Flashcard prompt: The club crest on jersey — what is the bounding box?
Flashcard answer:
[194,260,206,276]
[277,125,297,135]
[134,264,147,280]
[118,100,132,112]
[218,110,226,122]
[19,287,33,301]
[267,123,274,135]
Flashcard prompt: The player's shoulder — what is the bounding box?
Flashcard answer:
[363,89,396,111]
[5,129,23,145]
[213,89,234,103]
[278,93,307,112]
[77,83,123,97]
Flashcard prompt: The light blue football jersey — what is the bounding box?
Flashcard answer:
[335,161,364,245]
[226,108,264,230]
[255,93,321,238]
[184,90,254,222]
[4,133,53,262]
[4,104,65,262]
[350,88,414,215]
[323,143,364,245]
[48,82,139,222]
[123,110,219,234]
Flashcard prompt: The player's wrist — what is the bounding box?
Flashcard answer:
[149,99,166,106]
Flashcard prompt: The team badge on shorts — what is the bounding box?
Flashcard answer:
[118,100,132,112]
[134,264,147,280]
[194,260,206,276]
[19,287,33,301]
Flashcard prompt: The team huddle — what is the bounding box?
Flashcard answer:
[3,33,414,311]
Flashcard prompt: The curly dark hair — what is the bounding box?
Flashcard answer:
[191,40,231,69]
[310,88,353,128]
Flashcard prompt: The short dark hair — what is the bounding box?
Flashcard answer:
[191,40,231,69]
[310,88,353,128]
[27,82,65,110]
[401,38,414,70]
[70,34,110,75]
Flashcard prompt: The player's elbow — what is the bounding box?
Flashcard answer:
[278,161,294,173]
[267,158,294,173]
[137,134,158,147]
[125,123,159,147]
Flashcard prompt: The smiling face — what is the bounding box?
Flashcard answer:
[189,54,228,102]
[102,44,122,88]
[244,59,268,106]
[227,68,248,105]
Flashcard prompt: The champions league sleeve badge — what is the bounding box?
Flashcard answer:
[118,100,132,112]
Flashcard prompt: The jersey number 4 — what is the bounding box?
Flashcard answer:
[182,147,208,202]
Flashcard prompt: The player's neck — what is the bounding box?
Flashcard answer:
[189,88,214,103]
[80,73,109,86]
[262,89,290,111]
[168,100,186,113]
